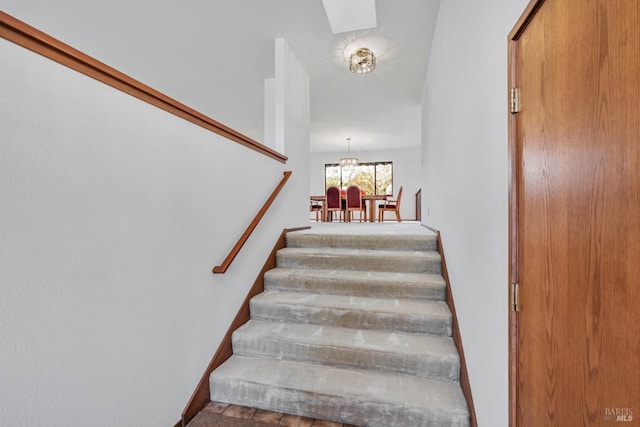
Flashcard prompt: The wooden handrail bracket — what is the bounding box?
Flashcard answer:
[213,171,292,274]
[0,11,287,163]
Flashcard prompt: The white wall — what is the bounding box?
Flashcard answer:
[0,37,307,426]
[263,78,275,150]
[310,147,422,221]
[420,1,529,426]
[275,38,310,219]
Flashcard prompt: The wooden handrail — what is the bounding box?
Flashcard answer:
[0,11,287,163]
[212,171,292,273]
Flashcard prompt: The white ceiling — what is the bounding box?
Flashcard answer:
[2,0,441,153]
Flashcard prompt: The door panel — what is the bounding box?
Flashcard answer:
[511,0,640,425]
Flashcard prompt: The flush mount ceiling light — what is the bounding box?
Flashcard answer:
[349,48,376,74]
[339,138,358,167]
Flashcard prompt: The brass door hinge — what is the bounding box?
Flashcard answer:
[510,87,520,114]
[511,282,520,312]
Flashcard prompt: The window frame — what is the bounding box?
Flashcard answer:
[324,161,393,195]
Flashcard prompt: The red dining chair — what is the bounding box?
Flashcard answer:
[346,185,366,222]
[325,186,344,222]
[310,199,323,222]
[378,186,403,222]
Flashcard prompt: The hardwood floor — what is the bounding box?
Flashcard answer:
[192,402,360,427]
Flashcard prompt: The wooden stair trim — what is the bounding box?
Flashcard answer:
[0,11,287,164]
[181,227,310,427]
[187,402,360,427]
[213,171,292,274]
[435,229,478,427]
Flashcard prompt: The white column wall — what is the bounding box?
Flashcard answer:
[274,38,310,225]
[420,1,529,426]
[310,147,421,221]
[263,78,275,150]
[0,37,305,426]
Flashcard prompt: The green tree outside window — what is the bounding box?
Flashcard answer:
[324,162,392,195]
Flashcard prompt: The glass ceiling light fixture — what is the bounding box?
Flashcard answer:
[339,137,359,167]
[349,47,376,74]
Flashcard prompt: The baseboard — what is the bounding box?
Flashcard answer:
[179,226,310,427]
[436,230,478,427]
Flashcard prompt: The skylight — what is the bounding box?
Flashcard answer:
[321,0,377,34]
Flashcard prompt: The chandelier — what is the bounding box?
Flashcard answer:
[339,138,358,167]
[349,47,376,74]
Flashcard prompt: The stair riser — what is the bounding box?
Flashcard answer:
[210,377,469,427]
[264,272,446,301]
[250,300,452,336]
[286,233,438,251]
[276,252,441,274]
[232,333,460,382]
[208,225,469,426]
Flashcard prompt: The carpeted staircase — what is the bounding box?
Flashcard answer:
[209,224,470,427]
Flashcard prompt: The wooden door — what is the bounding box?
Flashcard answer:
[509,0,640,425]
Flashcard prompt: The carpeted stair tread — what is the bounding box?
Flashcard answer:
[232,319,460,381]
[207,224,469,426]
[210,355,470,427]
[250,290,452,336]
[285,228,437,251]
[276,247,441,273]
[264,268,446,300]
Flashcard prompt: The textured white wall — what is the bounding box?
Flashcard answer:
[275,38,310,222]
[310,147,422,221]
[0,37,307,426]
[420,1,529,426]
[263,78,275,150]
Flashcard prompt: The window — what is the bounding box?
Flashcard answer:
[324,162,393,195]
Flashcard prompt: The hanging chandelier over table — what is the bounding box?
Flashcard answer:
[339,137,358,167]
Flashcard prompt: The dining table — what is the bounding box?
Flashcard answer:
[310,194,387,222]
